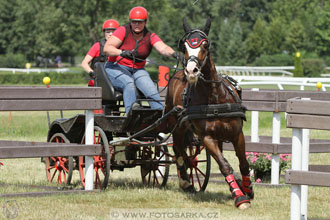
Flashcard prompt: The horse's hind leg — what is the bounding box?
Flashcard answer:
[234,132,254,199]
[173,130,196,193]
[204,136,250,209]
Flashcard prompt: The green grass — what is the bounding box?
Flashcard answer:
[1,110,330,219]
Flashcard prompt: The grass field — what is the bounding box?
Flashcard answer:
[1,110,330,220]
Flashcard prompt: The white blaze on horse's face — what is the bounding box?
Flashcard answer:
[184,42,201,84]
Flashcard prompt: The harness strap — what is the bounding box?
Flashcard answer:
[178,103,246,126]
[222,79,242,104]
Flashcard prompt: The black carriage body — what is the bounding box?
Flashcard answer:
[47,60,166,170]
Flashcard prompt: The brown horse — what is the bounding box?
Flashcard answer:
[165,18,253,209]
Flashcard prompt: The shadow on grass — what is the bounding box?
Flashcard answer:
[184,190,231,204]
[107,178,174,190]
[107,177,232,204]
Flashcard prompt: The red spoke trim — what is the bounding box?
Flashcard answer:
[62,166,69,173]
[50,169,57,182]
[50,157,57,161]
[195,167,206,178]
[58,171,62,184]
[194,168,202,188]
[95,172,102,189]
[63,171,67,184]
[47,166,55,170]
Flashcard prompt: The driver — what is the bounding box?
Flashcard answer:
[81,19,120,86]
[104,6,179,114]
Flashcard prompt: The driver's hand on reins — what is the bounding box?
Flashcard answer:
[172,51,182,61]
[120,50,134,59]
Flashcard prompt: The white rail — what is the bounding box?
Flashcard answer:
[0,68,70,73]
[229,76,330,91]
[216,66,294,77]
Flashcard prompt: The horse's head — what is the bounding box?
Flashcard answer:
[179,18,211,84]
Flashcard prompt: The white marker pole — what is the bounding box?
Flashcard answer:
[85,110,94,190]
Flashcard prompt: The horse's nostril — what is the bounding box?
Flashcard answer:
[193,68,199,73]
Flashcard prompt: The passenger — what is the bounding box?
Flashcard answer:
[81,19,120,86]
[104,6,180,114]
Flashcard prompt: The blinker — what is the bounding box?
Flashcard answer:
[185,32,208,49]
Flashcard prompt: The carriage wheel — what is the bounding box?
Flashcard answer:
[45,133,73,185]
[79,126,110,189]
[140,144,170,188]
[184,143,211,192]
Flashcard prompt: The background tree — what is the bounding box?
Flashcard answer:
[315,1,330,56]
[245,18,267,63]
[0,0,329,67]
[263,17,286,54]
[285,20,306,54]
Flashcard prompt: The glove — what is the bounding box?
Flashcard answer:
[120,50,134,59]
[172,51,181,60]
[89,71,95,79]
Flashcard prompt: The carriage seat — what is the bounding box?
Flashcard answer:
[94,62,123,102]
[94,62,160,104]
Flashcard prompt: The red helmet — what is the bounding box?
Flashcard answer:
[102,19,119,31]
[129,6,148,21]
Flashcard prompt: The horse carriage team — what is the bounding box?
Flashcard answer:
[79,6,253,209]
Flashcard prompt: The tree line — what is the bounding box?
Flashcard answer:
[0,0,329,70]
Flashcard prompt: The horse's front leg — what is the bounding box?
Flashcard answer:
[173,130,196,193]
[203,135,250,209]
[233,132,254,200]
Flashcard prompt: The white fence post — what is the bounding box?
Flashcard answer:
[300,128,310,220]
[251,88,259,143]
[85,110,94,190]
[300,97,311,220]
[271,112,281,184]
[290,128,303,220]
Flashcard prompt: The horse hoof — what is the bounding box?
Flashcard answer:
[247,191,254,200]
[237,202,251,210]
[183,185,197,194]
[234,195,250,209]
[236,178,254,199]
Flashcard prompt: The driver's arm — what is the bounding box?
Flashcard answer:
[104,35,123,56]
[153,41,175,57]
[81,54,94,73]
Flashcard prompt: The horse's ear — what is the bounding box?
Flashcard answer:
[183,18,192,33]
[203,17,212,35]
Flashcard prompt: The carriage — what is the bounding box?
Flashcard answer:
[44,18,253,209]
[44,61,211,191]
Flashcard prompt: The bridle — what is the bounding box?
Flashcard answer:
[178,29,211,71]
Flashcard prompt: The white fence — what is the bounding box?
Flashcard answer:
[0,68,70,74]
[216,66,294,77]
[229,76,330,91]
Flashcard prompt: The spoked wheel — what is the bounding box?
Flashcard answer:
[79,126,110,189]
[180,133,211,192]
[185,144,211,192]
[45,133,73,185]
[140,144,170,188]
